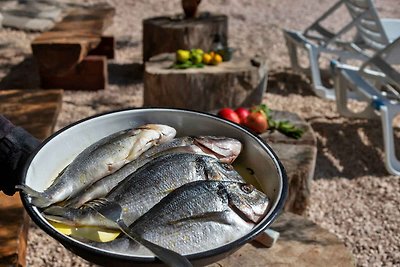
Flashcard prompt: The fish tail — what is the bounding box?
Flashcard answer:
[15,184,53,208]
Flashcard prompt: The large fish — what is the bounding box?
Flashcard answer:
[65,136,242,208]
[90,180,269,256]
[17,124,176,208]
[43,153,245,229]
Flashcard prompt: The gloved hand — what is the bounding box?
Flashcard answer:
[0,126,40,196]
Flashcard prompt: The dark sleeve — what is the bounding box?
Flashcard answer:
[0,115,41,195]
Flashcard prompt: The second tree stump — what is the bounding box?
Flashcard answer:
[143,53,268,111]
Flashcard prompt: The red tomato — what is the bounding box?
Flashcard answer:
[245,111,268,133]
[217,108,241,124]
[235,107,250,125]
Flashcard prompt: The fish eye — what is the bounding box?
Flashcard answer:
[221,163,233,170]
[241,184,254,194]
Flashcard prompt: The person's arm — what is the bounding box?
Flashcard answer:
[0,115,40,195]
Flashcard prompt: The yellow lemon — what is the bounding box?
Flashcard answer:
[176,49,190,63]
[50,221,121,243]
[211,54,223,65]
[202,53,212,64]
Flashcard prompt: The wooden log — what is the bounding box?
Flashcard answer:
[40,55,107,91]
[142,13,228,62]
[0,89,63,140]
[0,193,30,267]
[31,3,115,75]
[31,31,100,75]
[144,54,267,111]
[207,212,356,267]
[0,89,63,267]
[89,36,115,59]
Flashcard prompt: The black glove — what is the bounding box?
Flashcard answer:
[0,126,40,195]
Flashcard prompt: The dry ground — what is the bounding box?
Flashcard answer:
[0,0,399,266]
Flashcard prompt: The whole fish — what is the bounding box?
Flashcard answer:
[65,136,242,208]
[90,180,269,256]
[43,153,245,229]
[17,124,176,208]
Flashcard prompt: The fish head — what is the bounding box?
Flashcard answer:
[193,136,242,164]
[139,124,177,143]
[224,182,269,224]
[207,160,245,182]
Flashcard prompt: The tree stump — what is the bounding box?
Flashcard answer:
[207,212,355,267]
[144,54,267,111]
[142,13,228,62]
[260,110,317,215]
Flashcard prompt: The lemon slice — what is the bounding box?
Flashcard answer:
[50,221,121,242]
[50,221,72,235]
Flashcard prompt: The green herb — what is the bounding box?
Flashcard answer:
[170,62,204,69]
[252,104,304,139]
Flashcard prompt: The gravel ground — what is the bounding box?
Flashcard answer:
[0,0,399,266]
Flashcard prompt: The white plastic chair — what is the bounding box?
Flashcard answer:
[331,36,400,175]
[283,0,400,100]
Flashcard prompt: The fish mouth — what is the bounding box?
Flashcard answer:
[193,137,241,164]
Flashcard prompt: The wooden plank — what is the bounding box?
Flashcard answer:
[0,89,63,267]
[40,56,107,91]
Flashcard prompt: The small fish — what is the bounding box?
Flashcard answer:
[91,180,269,256]
[17,124,176,208]
[65,136,242,208]
[43,153,245,229]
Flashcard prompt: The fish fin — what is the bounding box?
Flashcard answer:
[169,210,232,226]
[15,184,52,208]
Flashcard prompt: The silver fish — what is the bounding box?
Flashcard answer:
[65,136,242,208]
[43,153,245,229]
[91,180,269,256]
[17,124,176,208]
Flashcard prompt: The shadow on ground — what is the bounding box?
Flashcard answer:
[267,68,333,97]
[311,119,397,179]
[108,62,143,85]
[0,56,40,90]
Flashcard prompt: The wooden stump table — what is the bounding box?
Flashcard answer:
[208,212,355,267]
[261,110,317,215]
[0,89,63,267]
[144,54,267,111]
[143,13,228,62]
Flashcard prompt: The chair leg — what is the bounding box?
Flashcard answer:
[306,44,336,100]
[284,33,304,74]
[380,104,400,175]
[332,66,379,118]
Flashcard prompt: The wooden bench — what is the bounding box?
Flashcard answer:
[0,89,63,267]
[31,4,115,91]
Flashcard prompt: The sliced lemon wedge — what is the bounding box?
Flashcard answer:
[50,221,121,242]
